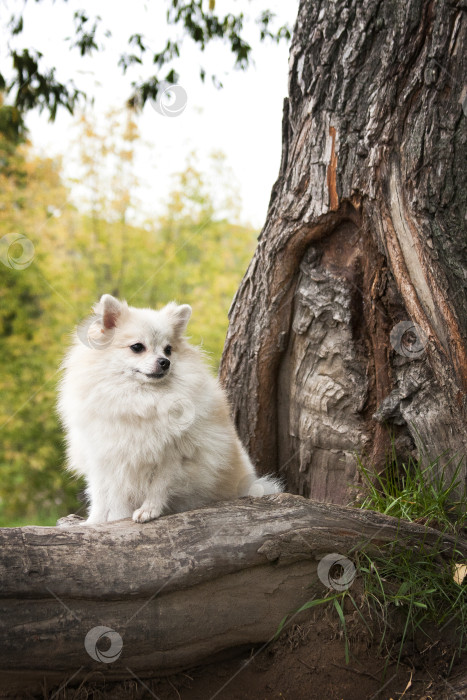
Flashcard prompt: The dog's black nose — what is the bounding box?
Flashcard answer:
[158,357,170,371]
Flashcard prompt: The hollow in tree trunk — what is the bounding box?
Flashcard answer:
[220,0,467,504]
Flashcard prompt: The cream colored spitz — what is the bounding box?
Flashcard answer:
[58,294,282,524]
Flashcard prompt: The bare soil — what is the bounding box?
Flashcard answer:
[36,607,466,700]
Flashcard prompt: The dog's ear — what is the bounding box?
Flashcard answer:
[94,294,128,329]
[167,303,192,336]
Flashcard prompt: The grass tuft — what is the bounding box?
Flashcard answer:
[353,447,467,668]
[275,445,467,673]
[355,447,466,534]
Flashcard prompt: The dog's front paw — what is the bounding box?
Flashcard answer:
[132,505,162,523]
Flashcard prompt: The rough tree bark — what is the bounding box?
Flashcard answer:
[1,494,465,694]
[220,0,467,504]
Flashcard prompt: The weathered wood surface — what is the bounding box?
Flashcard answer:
[220,0,467,503]
[1,494,465,695]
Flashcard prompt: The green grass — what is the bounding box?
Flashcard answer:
[275,447,467,671]
[354,448,467,667]
[356,447,466,533]
[357,539,466,668]
[274,592,353,664]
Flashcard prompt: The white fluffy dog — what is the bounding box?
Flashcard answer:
[58,295,282,523]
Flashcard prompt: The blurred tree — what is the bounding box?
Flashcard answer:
[0,103,256,525]
[1,1,291,119]
[0,99,79,524]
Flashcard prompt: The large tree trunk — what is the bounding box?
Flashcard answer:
[1,494,465,695]
[220,0,467,503]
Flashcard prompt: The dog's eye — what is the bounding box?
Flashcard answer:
[130,343,146,353]
[164,345,172,356]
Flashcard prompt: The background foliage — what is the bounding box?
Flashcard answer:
[2,1,291,119]
[0,100,257,525]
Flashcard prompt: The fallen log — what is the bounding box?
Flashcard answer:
[0,493,465,696]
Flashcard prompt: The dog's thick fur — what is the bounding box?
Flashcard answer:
[58,295,282,523]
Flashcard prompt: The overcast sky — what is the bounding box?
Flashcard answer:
[2,0,299,228]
